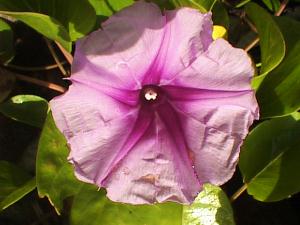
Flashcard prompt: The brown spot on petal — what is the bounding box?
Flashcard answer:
[188,149,195,163]
[140,174,157,184]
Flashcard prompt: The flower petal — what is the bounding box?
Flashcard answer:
[162,39,254,91]
[143,8,212,84]
[50,82,142,184]
[171,91,259,184]
[103,103,201,204]
[71,1,165,89]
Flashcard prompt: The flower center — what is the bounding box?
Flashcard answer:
[140,85,164,106]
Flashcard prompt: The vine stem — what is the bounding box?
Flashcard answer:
[45,38,67,76]
[230,184,248,202]
[55,41,73,65]
[4,62,67,71]
[15,73,66,93]
[243,0,289,52]
[275,0,289,16]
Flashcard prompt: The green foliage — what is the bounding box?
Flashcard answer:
[36,113,82,214]
[236,0,280,11]
[256,17,300,118]
[71,185,182,225]
[88,0,134,26]
[0,161,35,211]
[246,2,285,89]
[182,184,235,225]
[171,0,217,12]
[239,113,300,201]
[0,18,14,63]
[0,0,97,51]
[0,95,48,128]
[0,68,15,103]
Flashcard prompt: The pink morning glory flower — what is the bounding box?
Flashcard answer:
[50,1,259,204]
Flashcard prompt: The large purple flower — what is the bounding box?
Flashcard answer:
[50,1,259,204]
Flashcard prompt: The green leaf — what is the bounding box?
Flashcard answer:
[236,0,280,10]
[262,0,280,12]
[0,161,35,211]
[88,0,134,26]
[0,68,15,103]
[71,184,182,225]
[212,1,229,30]
[0,178,36,211]
[0,95,48,128]
[239,113,300,201]
[171,0,217,12]
[256,17,300,118]
[0,18,14,63]
[182,184,235,225]
[36,113,82,214]
[88,0,134,17]
[0,0,97,50]
[0,11,71,51]
[246,2,285,89]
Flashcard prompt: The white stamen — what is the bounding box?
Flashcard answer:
[145,91,157,101]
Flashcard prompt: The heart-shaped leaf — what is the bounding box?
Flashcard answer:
[239,113,300,201]
[36,113,82,214]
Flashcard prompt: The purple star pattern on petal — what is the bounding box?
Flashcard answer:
[50,1,259,204]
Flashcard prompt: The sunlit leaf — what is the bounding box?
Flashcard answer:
[171,0,217,12]
[0,18,14,63]
[246,2,285,89]
[0,95,48,128]
[71,184,182,225]
[36,113,82,214]
[0,0,97,50]
[262,0,280,12]
[256,16,300,118]
[182,184,235,225]
[0,11,71,51]
[239,113,300,201]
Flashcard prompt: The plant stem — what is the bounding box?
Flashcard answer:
[275,0,289,16]
[243,0,289,52]
[230,183,248,202]
[15,73,66,93]
[4,62,67,72]
[55,41,73,64]
[45,39,68,76]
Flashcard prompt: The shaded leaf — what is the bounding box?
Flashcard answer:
[0,95,48,128]
[246,2,285,89]
[0,18,14,63]
[212,1,229,30]
[239,113,300,201]
[182,184,235,225]
[0,67,15,103]
[71,184,182,225]
[0,161,35,211]
[256,16,300,118]
[36,113,82,214]
[0,178,36,211]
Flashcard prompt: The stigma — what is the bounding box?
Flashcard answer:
[144,89,158,101]
[140,85,164,106]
